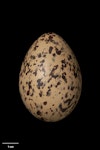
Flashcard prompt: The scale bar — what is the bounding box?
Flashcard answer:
[8,145,14,148]
[2,142,19,145]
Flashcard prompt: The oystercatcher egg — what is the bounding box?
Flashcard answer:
[19,32,82,122]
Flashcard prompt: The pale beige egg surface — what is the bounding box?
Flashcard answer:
[19,32,82,122]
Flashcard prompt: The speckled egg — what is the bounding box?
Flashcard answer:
[19,32,82,122]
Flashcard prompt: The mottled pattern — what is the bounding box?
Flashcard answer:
[19,32,82,122]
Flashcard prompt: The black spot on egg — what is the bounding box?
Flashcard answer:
[38,53,42,58]
[39,91,43,97]
[33,69,37,76]
[62,72,67,83]
[55,82,61,88]
[43,101,47,105]
[49,46,53,54]
[74,72,78,78]
[27,90,29,95]
[68,54,72,60]
[65,93,68,98]
[37,111,41,116]
[56,48,61,55]
[30,55,36,59]
[52,53,56,57]
[59,104,68,112]
[37,79,43,89]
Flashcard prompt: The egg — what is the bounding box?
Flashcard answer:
[19,32,82,122]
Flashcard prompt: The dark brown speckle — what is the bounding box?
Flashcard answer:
[29,98,33,101]
[40,59,45,64]
[62,72,67,83]
[74,72,78,78]
[38,53,41,58]
[33,69,37,76]
[64,95,75,105]
[43,54,46,57]
[48,77,52,83]
[37,111,41,115]
[41,105,43,109]
[50,84,53,87]
[56,48,61,55]
[25,97,27,101]
[43,101,47,105]
[50,65,58,78]
[53,53,56,57]
[40,38,44,41]
[39,91,43,97]
[68,54,72,60]
[30,55,36,59]
[61,59,67,70]
[48,35,53,41]
[64,99,71,105]
[49,46,53,54]
[35,103,38,108]
[50,108,53,112]
[65,93,68,98]
[52,113,55,115]
[22,85,25,90]
[59,104,68,112]
[27,90,29,95]
[71,86,75,91]
[30,103,33,109]
[46,89,51,96]
[37,79,43,89]
[20,81,22,85]
[55,81,61,87]
[34,45,39,50]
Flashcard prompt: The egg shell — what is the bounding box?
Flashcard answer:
[19,32,82,122]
